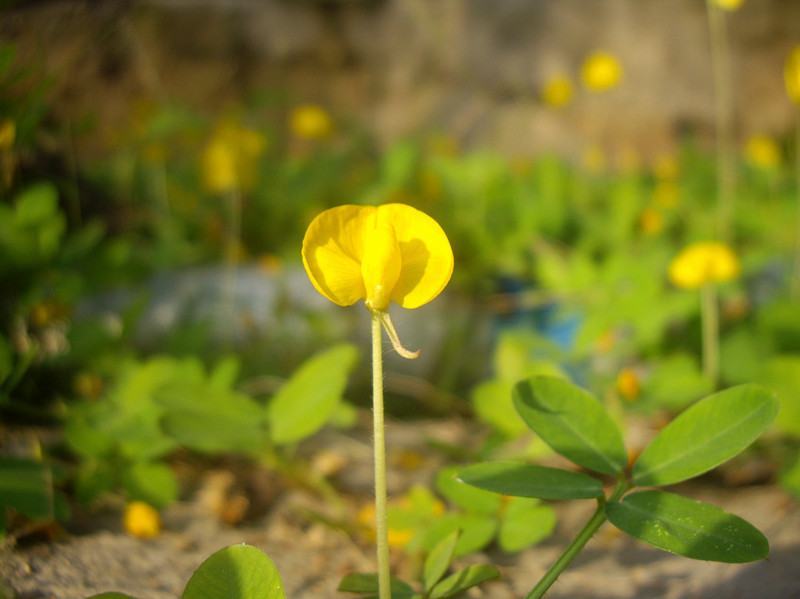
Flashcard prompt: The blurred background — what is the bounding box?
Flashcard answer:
[1,0,800,570]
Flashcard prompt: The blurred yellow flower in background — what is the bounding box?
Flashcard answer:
[653,154,680,181]
[616,368,641,402]
[744,134,781,170]
[542,75,574,108]
[639,207,664,236]
[711,0,745,11]
[653,181,680,209]
[0,118,16,188]
[0,119,14,149]
[123,501,161,539]
[785,45,800,107]
[302,204,453,312]
[668,241,740,290]
[290,104,335,140]
[581,51,623,92]
[201,121,266,194]
[583,144,606,173]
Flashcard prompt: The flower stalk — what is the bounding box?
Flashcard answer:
[700,282,720,386]
[370,310,391,599]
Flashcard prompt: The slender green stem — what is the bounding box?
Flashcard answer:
[371,311,391,599]
[706,0,736,242]
[793,112,800,300]
[525,477,629,599]
[700,282,719,386]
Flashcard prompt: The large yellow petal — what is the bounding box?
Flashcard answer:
[378,204,454,309]
[302,205,374,306]
[362,214,402,311]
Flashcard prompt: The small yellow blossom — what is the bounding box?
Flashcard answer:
[712,0,745,11]
[653,154,679,181]
[123,501,161,539]
[745,134,781,169]
[639,207,664,236]
[0,119,15,149]
[542,75,574,108]
[616,368,641,402]
[668,241,740,290]
[581,51,623,93]
[583,144,606,173]
[653,181,680,208]
[289,104,334,141]
[786,45,800,107]
[74,372,103,399]
[202,121,266,194]
[356,503,414,548]
[302,204,453,312]
[257,253,284,274]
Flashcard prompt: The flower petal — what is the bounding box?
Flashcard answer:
[302,205,373,306]
[362,214,402,310]
[378,204,454,309]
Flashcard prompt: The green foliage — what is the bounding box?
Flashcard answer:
[268,343,359,444]
[606,490,769,563]
[0,457,68,536]
[513,377,628,475]
[338,530,500,599]
[632,384,779,486]
[86,545,286,599]
[461,375,777,591]
[458,462,603,500]
[65,344,359,507]
[181,545,286,599]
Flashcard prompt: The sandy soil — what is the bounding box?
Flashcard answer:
[2,418,799,599]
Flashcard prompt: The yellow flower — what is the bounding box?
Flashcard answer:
[712,0,744,11]
[123,501,161,539]
[581,51,623,93]
[786,45,800,107]
[289,104,334,140]
[639,207,663,236]
[0,119,15,149]
[745,134,781,169]
[653,154,679,181]
[653,181,680,208]
[668,241,740,290]
[302,204,453,312]
[583,144,606,173]
[542,75,574,108]
[616,368,641,402]
[202,121,266,193]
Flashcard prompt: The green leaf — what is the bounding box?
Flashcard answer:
[181,545,285,599]
[606,490,769,563]
[458,461,603,500]
[0,458,55,519]
[429,564,501,598]
[756,355,800,436]
[337,573,414,597]
[513,376,628,475]
[121,462,178,509]
[208,355,240,390]
[423,530,459,592]
[268,344,359,445]
[498,497,556,552]
[632,384,778,487]
[436,466,501,514]
[422,514,497,557]
[472,380,527,437]
[85,594,141,599]
[158,382,265,454]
